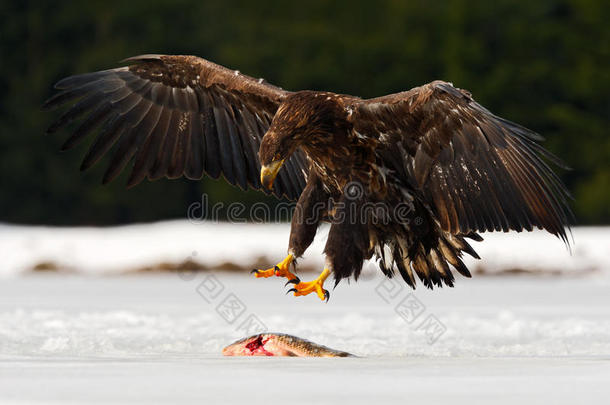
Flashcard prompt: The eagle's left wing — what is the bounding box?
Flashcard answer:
[44,55,307,200]
[349,80,572,242]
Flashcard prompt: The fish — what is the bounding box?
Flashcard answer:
[222,333,354,357]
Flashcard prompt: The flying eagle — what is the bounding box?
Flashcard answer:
[44,55,572,301]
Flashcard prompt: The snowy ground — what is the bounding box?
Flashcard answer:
[0,222,609,403]
[1,273,610,404]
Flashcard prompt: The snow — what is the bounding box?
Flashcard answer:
[1,220,609,277]
[1,273,610,403]
[1,222,609,403]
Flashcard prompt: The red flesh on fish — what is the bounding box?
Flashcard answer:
[244,335,274,356]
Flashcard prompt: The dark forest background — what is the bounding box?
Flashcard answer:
[1,0,608,225]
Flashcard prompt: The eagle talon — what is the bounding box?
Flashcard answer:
[285,278,301,286]
[252,254,297,280]
[286,269,331,302]
[251,268,275,278]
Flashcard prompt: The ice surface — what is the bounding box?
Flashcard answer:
[1,221,609,277]
[1,222,609,403]
[0,273,609,404]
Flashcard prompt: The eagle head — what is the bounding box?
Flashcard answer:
[259,91,346,189]
[258,123,294,190]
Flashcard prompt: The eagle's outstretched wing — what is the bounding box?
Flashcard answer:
[350,80,572,243]
[44,54,307,200]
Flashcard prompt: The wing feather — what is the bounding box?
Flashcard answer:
[150,109,181,180]
[102,100,158,184]
[184,112,205,180]
[234,106,263,188]
[166,112,190,179]
[129,107,172,185]
[213,105,235,185]
[223,106,249,190]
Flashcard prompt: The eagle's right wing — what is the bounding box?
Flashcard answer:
[44,54,308,200]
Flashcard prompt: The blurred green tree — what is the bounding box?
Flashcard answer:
[0,0,608,225]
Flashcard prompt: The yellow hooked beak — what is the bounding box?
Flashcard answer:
[260,159,285,190]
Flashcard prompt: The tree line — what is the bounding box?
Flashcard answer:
[0,0,607,225]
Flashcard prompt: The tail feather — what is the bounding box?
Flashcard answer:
[429,248,454,286]
[446,233,480,259]
[372,191,481,289]
[374,230,479,289]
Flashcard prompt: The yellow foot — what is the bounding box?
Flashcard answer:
[251,254,297,280]
[287,269,331,302]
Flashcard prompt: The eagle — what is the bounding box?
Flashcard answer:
[44,54,572,301]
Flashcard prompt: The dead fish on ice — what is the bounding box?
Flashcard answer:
[222,333,353,357]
